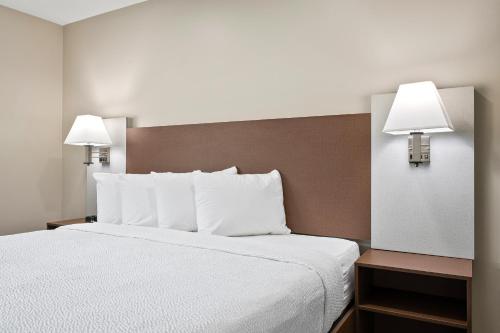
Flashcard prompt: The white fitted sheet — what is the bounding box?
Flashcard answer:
[0,223,358,333]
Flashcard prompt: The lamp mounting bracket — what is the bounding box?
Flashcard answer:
[408,132,430,166]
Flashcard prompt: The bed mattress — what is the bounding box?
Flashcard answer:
[0,223,359,333]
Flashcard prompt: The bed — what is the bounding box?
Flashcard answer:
[1,114,370,332]
[1,223,359,332]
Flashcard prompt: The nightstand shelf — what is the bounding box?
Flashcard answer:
[356,249,472,333]
[358,287,467,329]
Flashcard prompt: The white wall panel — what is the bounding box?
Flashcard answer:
[371,87,474,259]
[86,117,127,216]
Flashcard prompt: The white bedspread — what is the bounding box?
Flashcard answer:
[0,223,350,333]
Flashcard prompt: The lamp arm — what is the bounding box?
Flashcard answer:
[82,145,110,166]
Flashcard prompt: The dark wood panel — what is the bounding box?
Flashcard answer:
[127,115,371,240]
[466,279,472,332]
[355,250,472,332]
[356,249,472,279]
[330,306,355,333]
[47,218,87,230]
[358,288,467,329]
[363,312,466,333]
[371,270,467,300]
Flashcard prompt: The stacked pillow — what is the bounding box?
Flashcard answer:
[152,167,237,231]
[195,170,289,236]
[120,174,157,227]
[94,173,122,225]
[93,168,290,236]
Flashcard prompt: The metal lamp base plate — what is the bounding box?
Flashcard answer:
[408,132,430,166]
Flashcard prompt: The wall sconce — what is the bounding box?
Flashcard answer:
[383,81,454,166]
[64,115,112,165]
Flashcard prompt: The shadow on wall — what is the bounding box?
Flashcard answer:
[473,90,500,333]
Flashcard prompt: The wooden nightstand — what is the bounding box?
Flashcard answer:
[355,249,472,333]
[46,218,87,230]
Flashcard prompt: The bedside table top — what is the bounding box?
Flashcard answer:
[357,249,472,280]
[47,218,87,228]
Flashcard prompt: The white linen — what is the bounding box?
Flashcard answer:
[152,167,237,231]
[120,174,157,226]
[194,170,291,236]
[0,223,354,333]
[93,173,122,224]
[245,234,360,309]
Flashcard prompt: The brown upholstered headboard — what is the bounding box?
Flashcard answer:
[127,114,371,240]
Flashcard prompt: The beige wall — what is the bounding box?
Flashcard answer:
[0,6,63,235]
[61,0,498,331]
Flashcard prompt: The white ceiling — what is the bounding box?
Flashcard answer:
[0,0,148,25]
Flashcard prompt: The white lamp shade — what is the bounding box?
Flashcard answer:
[64,115,112,146]
[383,81,454,135]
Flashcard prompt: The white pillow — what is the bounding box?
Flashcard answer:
[194,170,290,236]
[93,173,122,224]
[152,167,237,231]
[120,174,157,227]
